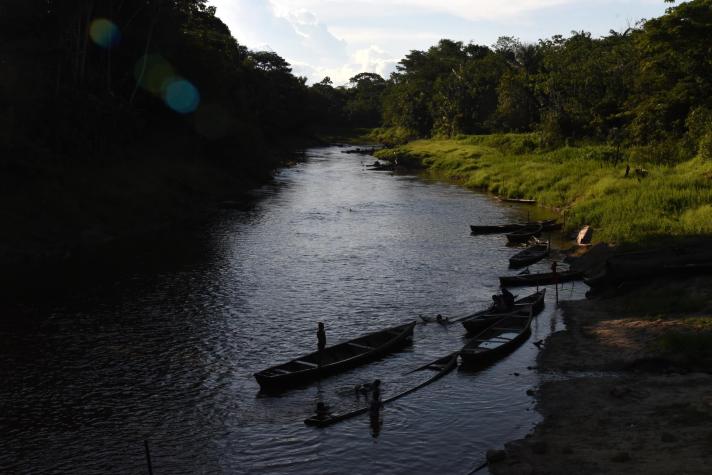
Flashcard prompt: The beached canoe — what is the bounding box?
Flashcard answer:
[304,352,459,428]
[509,243,549,268]
[470,219,559,236]
[460,289,546,334]
[505,224,543,244]
[499,270,583,287]
[460,310,534,367]
[469,223,527,235]
[497,197,537,205]
[255,321,416,391]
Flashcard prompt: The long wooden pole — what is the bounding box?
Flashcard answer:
[144,440,153,475]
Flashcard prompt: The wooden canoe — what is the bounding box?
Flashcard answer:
[470,223,527,235]
[460,310,534,367]
[505,224,543,244]
[470,219,558,236]
[509,243,549,268]
[255,321,416,391]
[304,352,459,428]
[497,197,537,205]
[460,289,545,334]
[499,270,583,287]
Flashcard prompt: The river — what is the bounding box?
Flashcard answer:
[0,145,586,474]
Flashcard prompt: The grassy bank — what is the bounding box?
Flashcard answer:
[315,128,379,145]
[376,134,712,243]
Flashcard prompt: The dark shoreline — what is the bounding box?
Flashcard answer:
[1,134,328,300]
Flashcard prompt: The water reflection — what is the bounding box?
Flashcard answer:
[1,146,587,474]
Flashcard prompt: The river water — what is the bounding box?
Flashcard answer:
[1,146,586,474]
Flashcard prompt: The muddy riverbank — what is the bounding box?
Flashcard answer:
[489,275,712,474]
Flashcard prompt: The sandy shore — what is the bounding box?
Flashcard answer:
[488,276,712,475]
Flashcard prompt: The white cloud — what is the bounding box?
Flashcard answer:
[210,0,671,84]
[211,0,348,70]
[271,0,575,22]
[290,46,396,84]
[353,45,397,77]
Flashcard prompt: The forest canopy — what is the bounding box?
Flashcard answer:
[2,0,711,165]
[372,0,712,161]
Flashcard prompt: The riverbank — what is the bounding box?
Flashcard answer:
[488,275,712,474]
[374,134,712,243]
[372,134,712,472]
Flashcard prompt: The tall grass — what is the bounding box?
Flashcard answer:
[376,134,712,243]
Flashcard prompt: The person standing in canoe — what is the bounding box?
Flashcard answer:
[317,322,326,365]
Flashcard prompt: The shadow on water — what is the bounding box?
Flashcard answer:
[0,146,587,474]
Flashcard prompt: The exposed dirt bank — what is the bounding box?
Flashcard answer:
[489,276,712,474]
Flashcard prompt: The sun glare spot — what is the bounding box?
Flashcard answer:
[89,19,121,49]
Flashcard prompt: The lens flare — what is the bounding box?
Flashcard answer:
[89,19,121,49]
[134,55,175,94]
[163,79,200,114]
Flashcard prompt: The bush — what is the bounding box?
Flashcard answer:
[628,139,695,166]
[658,331,712,362]
[699,132,712,161]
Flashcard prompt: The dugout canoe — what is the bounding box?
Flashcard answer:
[255,321,416,391]
[460,289,546,334]
[505,224,543,245]
[497,197,537,205]
[509,243,550,268]
[460,310,534,367]
[304,352,459,428]
[499,270,583,287]
[470,219,558,236]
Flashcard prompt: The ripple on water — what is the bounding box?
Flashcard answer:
[1,146,588,474]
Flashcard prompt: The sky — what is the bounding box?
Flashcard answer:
[208,0,672,85]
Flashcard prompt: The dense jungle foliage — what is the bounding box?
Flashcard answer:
[371,0,712,164]
[3,1,708,168]
[1,0,710,258]
[0,0,382,170]
[368,0,712,162]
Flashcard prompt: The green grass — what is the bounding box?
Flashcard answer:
[376,133,712,243]
[658,330,712,362]
[316,128,379,145]
[616,289,710,317]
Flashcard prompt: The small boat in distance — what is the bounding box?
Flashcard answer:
[460,310,535,367]
[509,243,549,268]
[497,196,537,205]
[255,321,416,392]
[460,289,545,334]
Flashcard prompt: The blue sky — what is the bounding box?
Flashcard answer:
[208,0,671,84]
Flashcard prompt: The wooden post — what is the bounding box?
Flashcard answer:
[144,440,153,475]
[551,261,559,305]
[555,279,559,305]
